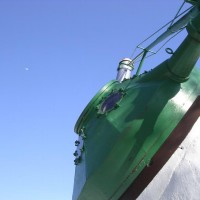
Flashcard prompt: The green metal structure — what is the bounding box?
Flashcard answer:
[73,1,200,200]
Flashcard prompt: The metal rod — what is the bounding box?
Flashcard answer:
[169,1,185,28]
[136,50,148,76]
[145,6,198,51]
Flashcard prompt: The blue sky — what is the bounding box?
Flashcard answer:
[0,1,196,200]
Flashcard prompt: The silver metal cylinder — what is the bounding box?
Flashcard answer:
[116,58,134,82]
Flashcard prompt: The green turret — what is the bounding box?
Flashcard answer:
[168,13,200,82]
[73,4,200,200]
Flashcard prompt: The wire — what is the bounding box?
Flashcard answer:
[130,47,137,60]
[169,1,186,28]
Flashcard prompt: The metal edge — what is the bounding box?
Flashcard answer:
[120,95,200,200]
[74,80,118,133]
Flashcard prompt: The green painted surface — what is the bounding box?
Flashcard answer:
[73,11,200,200]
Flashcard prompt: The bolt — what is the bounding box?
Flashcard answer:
[119,88,124,92]
[73,151,78,157]
[122,92,127,97]
[80,145,85,152]
[78,127,85,135]
[74,158,79,165]
[96,114,102,118]
[114,103,120,109]
[147,160,153,167]
[74,156,81,165]
[95,106,99,111]
[75,140,80,146]
[179,146,184,150]
[82,133,87,140]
